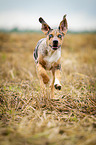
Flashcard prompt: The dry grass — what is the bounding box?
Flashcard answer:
[0,32,96,145]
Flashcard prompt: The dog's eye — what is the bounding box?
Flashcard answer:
[49,34,53,40]
[58,34,62,38]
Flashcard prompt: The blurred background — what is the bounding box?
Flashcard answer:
[0,0,96,32]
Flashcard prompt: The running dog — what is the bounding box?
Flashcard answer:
[33,15,68,98]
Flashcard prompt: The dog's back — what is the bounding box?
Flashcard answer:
[33,38,45,64]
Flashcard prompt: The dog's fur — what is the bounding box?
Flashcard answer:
[33,15,68,98]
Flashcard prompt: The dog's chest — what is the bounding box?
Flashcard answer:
[44,49,61,69]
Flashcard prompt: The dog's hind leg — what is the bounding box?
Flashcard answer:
[50,70,55,98]
[36,63,49,90]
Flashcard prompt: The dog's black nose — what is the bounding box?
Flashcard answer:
[53,40,58,47]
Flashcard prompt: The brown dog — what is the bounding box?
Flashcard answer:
[33,15,68,98]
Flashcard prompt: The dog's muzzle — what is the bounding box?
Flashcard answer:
[49,40,61,50]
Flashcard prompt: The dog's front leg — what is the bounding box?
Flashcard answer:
[54,69,61,90]
[36,63,49,91]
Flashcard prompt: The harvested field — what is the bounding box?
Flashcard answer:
[0,32,96,145]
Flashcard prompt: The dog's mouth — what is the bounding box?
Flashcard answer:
[52,46,59,50]
[49,45,61,50]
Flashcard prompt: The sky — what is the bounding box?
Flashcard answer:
[0,0,96,31]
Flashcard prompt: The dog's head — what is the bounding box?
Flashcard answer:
[39,15,68,50]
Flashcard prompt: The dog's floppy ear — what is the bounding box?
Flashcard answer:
[39,17,52,35]
[58,14,68,35]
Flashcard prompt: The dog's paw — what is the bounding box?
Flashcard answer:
[54,79,61,90]
[54,84,61,90]
[43,77,49,84]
